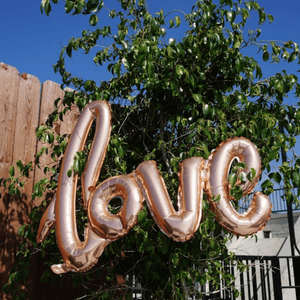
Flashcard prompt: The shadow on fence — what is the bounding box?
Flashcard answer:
[0,62,78,300]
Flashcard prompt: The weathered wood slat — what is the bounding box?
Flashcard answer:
[0,63,26,300]
[0,63,20,182]
[33,80,66,206]
[10,72,41,225]
[3,71,41,300]
[33,82,78,207]
[59,88,80,136]
[0,63,20,254]
[0,63,78,300]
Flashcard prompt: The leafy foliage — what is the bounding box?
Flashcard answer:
[3,0,300,299]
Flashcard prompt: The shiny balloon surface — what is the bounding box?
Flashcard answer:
[37,100,272,274]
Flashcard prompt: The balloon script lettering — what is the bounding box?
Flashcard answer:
[37,101,272,274]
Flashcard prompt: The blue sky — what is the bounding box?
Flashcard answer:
[1,0,300,87]
[1,0,197,84]
[1,0,300,178]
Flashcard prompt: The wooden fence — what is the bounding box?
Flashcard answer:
[0,63,80,299]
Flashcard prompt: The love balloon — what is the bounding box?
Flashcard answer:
[37,101,272,274]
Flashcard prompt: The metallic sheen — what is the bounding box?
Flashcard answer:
[37,101,272,274]
[88,174,143,239]
[135,158,207,242]
[207,137,272,236]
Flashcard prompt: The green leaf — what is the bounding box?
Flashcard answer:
[241,8,250,21]
[227,11,236,24]
[46,133,54,144]
[138,210,147,223]
[169,19,174,28]
[42,0,52,16]
[118,145,126,158]
[235,58,244,73]
[67,169,72,177]
[288,52,297,62]
[175,16,181,27]
[269,172,281,183]
[258,9,266,24]
[89,14,99,26]
[18,225,26,237]
[284,41,293,48]
[189,147,196,157]
[122,58,130,69]
[65,1,74,13]
[75,1,83,14]
[202,104,211,116]
[229,185,243,200]
[255,65,262,78]
[147,62,155,78]
[253,2,260,10]
[113,62,121,76]
[66,44,72,57]
[181,118,187,127]
[272,44,281,55]
[235,162,246,169]
[193,94,202,103]
[86,0,99,13]
[250,168,256,178]
[207,218,215,230]
[74,159,84,174]
[233,37,242,49]
[16,160,24,172]
[263,52,269,61]
[130,20,137,30]
[245,1,253,10]
[292,171,300,187]
[267,14,274,23]
[269,151,278,161]
[211,194,221,203]
[261,179,273,188]
[228,173,237,186]
[175,65,184,76]
[171,254,179,266]
[9,166,15,177]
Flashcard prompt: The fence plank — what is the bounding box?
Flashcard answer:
[33,82,79,207]
[10,72,41,227]
[0,63,42,300]
[7,73,41,300]
[33,80,66,206]
[0,63,20,185]
[59,101,80,135]
[0,63,21,300]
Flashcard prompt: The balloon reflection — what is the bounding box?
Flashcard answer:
[37,100,272,274]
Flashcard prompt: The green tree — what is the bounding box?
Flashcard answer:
[3,0,300,299]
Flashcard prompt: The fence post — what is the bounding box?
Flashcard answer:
[272,257,283,300]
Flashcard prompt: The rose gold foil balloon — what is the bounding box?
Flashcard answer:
[37,100,272,275]
[37,101,143,274]
[135,158,208,242]
[88,174,143,240]
[206,137,272,236]
[37,195,56,243]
